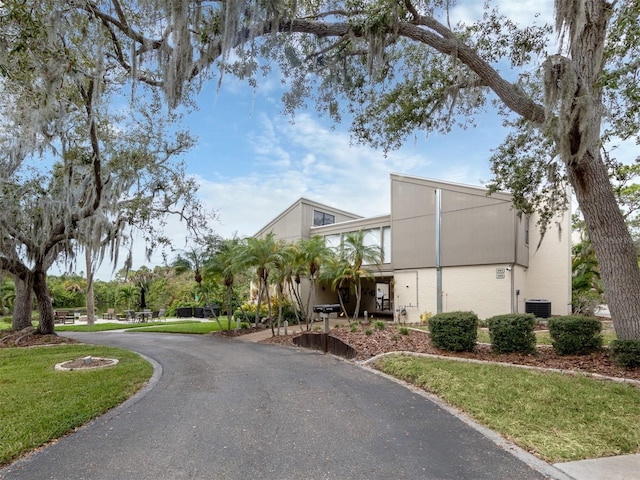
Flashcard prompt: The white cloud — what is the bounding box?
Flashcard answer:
[451,1,553,26]
[78,1,565,280]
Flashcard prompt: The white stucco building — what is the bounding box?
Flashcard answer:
[255,173,572,322]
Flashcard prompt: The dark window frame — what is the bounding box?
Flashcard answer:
[313,210,335,226]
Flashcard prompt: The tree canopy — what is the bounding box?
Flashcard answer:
[0,0,211,332]
[4,0,640,339]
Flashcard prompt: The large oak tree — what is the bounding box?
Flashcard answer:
[0,1,209,333]
[8,0,640,338]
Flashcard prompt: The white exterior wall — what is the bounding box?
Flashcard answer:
[442,265,512,319]
[395,265,514,322]
[393,270,436,323]
[523,212,572,316]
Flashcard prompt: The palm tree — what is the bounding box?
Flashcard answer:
[269,242,299,335]
[343,231,383,319]
[172,247,206,287]
[296,236,332,329]
[572,240,601,293]
[239,233,286,332]
[319,253,353,319]
[204,237,243,331]
[117,284,136,311]
[321,231,383,321]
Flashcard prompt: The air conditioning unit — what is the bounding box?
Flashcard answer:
[525,299,551,318]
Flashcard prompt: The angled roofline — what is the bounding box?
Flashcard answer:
[390,173,513,202]
[254,197,362,237]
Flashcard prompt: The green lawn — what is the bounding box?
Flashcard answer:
[1,317,636,468]
[56,320,202,332]
[130,318,235,334]
[0,345,152,466]
[375,354,640,462]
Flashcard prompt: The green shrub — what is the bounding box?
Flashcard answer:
[350,322,360,333]
[549,316,603,355]
[374,320,385,330]
[365,328,373,336]
[487,313,537,354]
[399,326,409,335]
[571,290,602,316]
[610,340,640,368]
[428,311,478,352]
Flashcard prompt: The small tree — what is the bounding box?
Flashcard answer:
[296,236,332,330]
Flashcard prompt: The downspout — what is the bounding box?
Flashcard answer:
[512,213,518,313]
[435,188,443,314]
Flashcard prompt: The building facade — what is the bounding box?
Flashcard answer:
[255,173,572,322]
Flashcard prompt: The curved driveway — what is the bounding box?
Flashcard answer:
[1,332,563,479]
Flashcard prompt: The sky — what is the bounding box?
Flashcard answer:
[90,1,562,280]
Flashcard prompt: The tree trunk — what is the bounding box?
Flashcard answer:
[352,280,362,321]
[85,248,96,325]
[11,273,33,330]
[265,280,274,337]
[569,157,640,339]
[305,275,317,331]
[226,284,234,331]
[254,281,264,327]
[556,0,640,339]
[33,269,55,335]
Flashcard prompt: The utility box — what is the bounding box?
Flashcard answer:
[176,307,193,318]
[525,299,551,318]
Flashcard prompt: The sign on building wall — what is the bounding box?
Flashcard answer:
[495,267,505,279]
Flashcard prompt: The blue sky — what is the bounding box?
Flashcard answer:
[93,1,559,279]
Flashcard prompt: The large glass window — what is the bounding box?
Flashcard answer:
[314,210,335,226]
[382,226,391,263]
[324,234,341,252]
[325,227,391,263]
[362,228,379,265]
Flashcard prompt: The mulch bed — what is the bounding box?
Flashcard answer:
[260,326,640,382]
[0,327,80,348]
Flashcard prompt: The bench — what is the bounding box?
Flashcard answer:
[54,310,75,324]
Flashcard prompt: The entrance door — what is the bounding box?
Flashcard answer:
[375,282,390,311]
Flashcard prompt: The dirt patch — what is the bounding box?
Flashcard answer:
[211,326,267,338]
[55,357,119,371]
[0,327,80,348]
[260,325,640,382]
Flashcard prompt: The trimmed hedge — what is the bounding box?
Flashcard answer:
[610,340,640,368]
[487,313,537,354]
[428,311,478,352]
[548,316,603,355]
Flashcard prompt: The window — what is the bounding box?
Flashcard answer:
[524,216,530,246]
[382,226,391,263]
[324,234,341,252]
[314,210,335,226]
[362,228,379,265]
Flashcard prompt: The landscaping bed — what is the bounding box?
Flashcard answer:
[260,325,640,382]
[0,327,80,348]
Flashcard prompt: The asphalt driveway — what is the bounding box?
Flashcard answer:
[1,332,565,479]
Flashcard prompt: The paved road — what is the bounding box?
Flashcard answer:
[1,332,563,479]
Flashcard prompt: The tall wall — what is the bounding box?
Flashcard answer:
[523,211,572,316]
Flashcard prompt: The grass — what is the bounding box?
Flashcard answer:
[56,320,201,332]
[130,318,235,334]
[1,316,634,466]
[0,344,152,467]
[376,354,640,462]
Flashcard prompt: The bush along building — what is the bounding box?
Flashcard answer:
[254,173,571,322]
